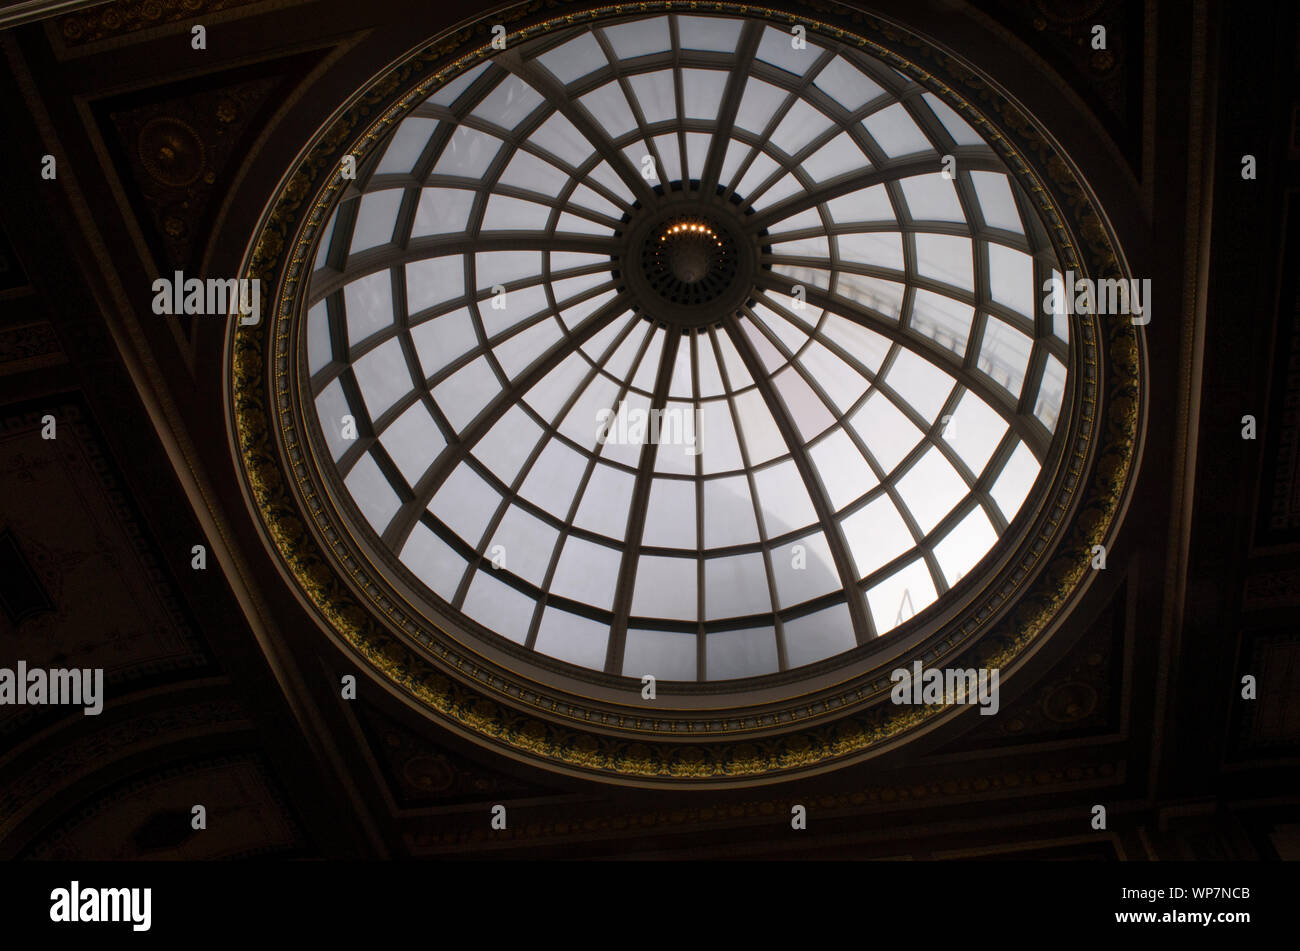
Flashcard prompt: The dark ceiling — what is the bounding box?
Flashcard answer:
[0,0,1296,861]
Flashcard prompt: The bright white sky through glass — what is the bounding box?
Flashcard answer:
[303,12,1072,683]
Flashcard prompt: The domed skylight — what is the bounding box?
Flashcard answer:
[302,11,1072,682]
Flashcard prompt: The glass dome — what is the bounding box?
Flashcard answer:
[301,11,1072,683]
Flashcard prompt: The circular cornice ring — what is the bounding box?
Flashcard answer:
[225,0,1144,787]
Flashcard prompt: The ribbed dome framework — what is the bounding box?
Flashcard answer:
[303,11,1073,682]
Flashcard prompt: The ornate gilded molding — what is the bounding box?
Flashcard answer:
[225,0,1143,786]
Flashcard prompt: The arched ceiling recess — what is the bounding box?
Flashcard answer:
[226,1,1144,787]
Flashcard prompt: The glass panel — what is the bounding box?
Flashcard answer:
[970,171,1023,233]
[866,557,937,634]
[314,209,336,270]
[704,551,771,620]
[344,452,402,535]
[915,233,974,292]
[707,625,779,679]
[826,184,895,223]
[701,474,760,548]
[799,341,868,413]
[678,15,742,52]
[549,535,621,610]
[755,25,820,74]
[684,132,712,182]
[580,81,639,138]
[910,289,974,357]
[800,131,868,181]
[653,133,683,185]
[429,462,501,548]
[377,117,437,174]
[353,337,412,420]
[681,69,727,121]
[861,103,932,158]
[315,379,354,461]
[686,406,737,480]
[400,521,465,602]
[770,206,823,234]
[989,441,1040,523]
[1034,354,1068,432]
[837,273,905,318]
[630,554,697,621]
[752,173,804,211]
[475,250,542,288]
[933,505,998,586]
[432,126,502,177]
[987,243,1035,318]
[488,504,560,585]
[841,493,912,578]
[771,530,841,607]
[573,462,635,539]
[494,317,563,379]
[978,315,1033,398]
[530,112,593,167]
[471,73,544,129]
[344,271,393,345]
[849,390,923,473]
[772,366,835,439]
[734,78,787,134]
[941,389,1007,475]
[537,32,607,86]
[307,302,332,374]
[808,427,878,510]
[719,138,750,189]
[462,571,536,645]
[533,608,608,670]
[380,401,445,486]
[641,477,697,549]
[752,459,818,536]
[560,372,620,450]
[623,628,696,680]
[626,70,676,125]
[523,351,588,423]
[483,283,550,337]
[895,446,967,534]
[899,172,965,223]
[349,189,401,253]
[732,389,787,464]
[473,405,543,485]
[820,314,892,372]
[922,92,984,146]
[783,602,855,667]
[412,187,475,237]
[734,152,780,202]
[770,100,834,156]
[411,307,476,378]
[432,354,500,431]
[885,348,954,423]
[406,256,464,314]
[498,151,570,196]
[430,61,490,106]
[838,231,904,272]
[813,56,884,111]
[604,17,671,59]
[769,234,831,260]
[481,194,552,231]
